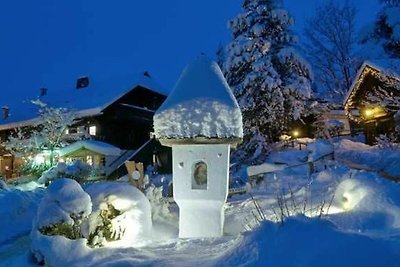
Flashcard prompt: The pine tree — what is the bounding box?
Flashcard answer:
[222,0,312,151]
[359,0,400,65]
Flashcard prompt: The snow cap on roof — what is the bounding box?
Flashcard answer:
[0,72,166,131]
[154,55,243,143]
[344,61,400,107]
[58,140,121,157]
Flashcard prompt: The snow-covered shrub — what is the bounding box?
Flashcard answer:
[326,119,344,137]
[38,160,92,185]
[395,110,400,132]
[314,119,344,139]
[376,134,399,150]
[145,185,171,221]
[83,182,152,248]
[65,160,92,181]
[31,178,92,263]
[18,161,52,178]
[231,128,270,167]
[145,171,173,197]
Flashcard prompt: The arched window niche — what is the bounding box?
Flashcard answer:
[192,161,208,190]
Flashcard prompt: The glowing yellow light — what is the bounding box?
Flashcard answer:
[364,108,374,118]
[292,130,299,138]
[342,193,352,211]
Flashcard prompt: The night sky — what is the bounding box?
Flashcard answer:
[0,0,379,95]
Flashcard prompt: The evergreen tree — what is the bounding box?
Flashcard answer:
[359,0,400,68]
[222,0,312,147]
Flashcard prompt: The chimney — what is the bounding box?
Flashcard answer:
[39,87,48,97]
[2,106,9,120]
[143,71,151,78]
[76,76,89,89]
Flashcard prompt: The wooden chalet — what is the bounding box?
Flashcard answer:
[0,73,172,179]
[344,62,400,144]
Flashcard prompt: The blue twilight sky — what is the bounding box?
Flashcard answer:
[0,0,380,96]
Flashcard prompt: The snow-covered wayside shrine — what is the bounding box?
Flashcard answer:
[3,0,400,265]
[0,56,400,267]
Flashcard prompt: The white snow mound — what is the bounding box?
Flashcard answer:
[84,182,152,247]
[34,178,92,228]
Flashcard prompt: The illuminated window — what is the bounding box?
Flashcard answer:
[89,126,96,136]
[192,161,207,190]
[65,129,69,134]
[86,155,93,165]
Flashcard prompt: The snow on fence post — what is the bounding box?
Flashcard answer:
[153,55,243,238]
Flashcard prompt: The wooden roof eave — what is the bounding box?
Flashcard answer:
[344,63,387,122]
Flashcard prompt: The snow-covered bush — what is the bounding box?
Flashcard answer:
[314,119,344,139]
[31,179,92,263]
[38,160,92,185]
[145,185,172,221]
[376,134,399,149]
[231,128,270,167]
[31,179,153,264]
[83,182,152,248]
[18,162,52,178]
[395,110,400,132]
[326,119,344,137]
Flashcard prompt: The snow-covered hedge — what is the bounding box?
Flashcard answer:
[30,179,153,264]
[31,179,92,263]
[38,160,92,184]
[83,182,152,248]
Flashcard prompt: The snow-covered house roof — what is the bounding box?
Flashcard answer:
[58,140,121,157]
[154,55,243,146]
[344,61,400,122]
[0,72,167,131]
[343,60,400,106]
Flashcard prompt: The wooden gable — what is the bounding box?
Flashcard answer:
[344,63,400,123]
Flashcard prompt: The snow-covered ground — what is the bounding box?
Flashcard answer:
[1,140,400,266]
[335,139,400,178]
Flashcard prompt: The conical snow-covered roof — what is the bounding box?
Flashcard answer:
[154,55,243,145]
